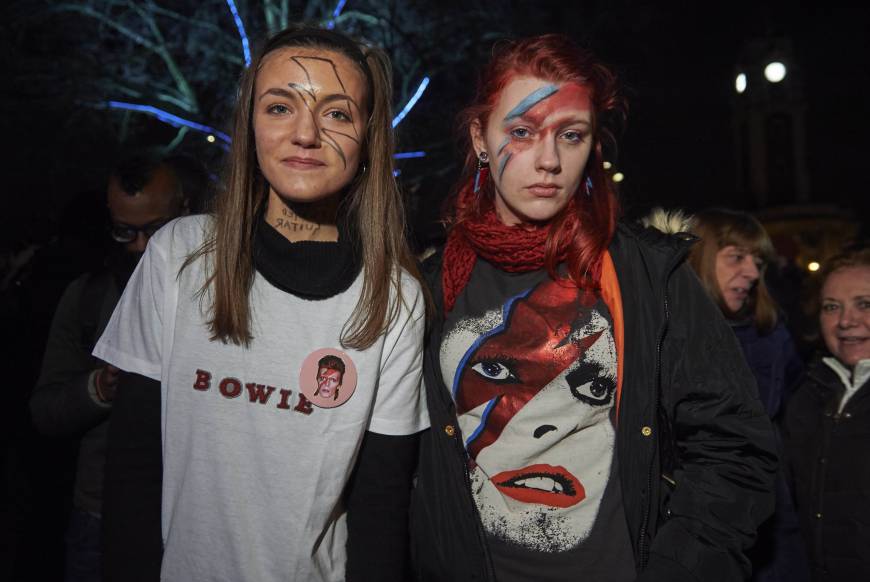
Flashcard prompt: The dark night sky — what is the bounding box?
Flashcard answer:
[3,1,868,243]
[503,1,870,217]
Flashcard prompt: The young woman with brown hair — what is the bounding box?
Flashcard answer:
[95,26,426,581]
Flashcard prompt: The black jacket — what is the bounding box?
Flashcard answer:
[411,223,778,581]
[30,270,119,515]
[783,356,870,581]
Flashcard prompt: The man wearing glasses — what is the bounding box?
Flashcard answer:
[30,153,188,582]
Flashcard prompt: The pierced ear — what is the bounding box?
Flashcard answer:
[469,119,486,158]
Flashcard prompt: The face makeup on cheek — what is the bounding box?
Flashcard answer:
[253,47,367,206]
[476,77,593,226]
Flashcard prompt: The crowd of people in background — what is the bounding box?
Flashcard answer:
[1,24,867,582]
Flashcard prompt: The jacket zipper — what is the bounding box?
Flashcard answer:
[637,238,693,568]
[456,433,497,581]
[431,317,495,580]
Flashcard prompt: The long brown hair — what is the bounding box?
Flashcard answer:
[450,34,626,288]
[184,26,423,350]
[688,208,779,333]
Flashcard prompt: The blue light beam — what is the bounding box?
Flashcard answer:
[393,151,426,159]
[225,0,251,67]
[107,101,231,143]
[325,0,348,30]
[108,101,427,155]
[392,77,430,128]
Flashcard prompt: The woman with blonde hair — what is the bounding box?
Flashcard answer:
[94,26,427,581]
[784,243,870,580]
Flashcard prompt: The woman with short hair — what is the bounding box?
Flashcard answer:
[784,243,870,581]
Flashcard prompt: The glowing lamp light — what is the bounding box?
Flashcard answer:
[612,172,625,183]
[735,73,747,94]
[764,62,787,83]
[808,261,821,272]
[206,134,216,143]
[602,161,612,170]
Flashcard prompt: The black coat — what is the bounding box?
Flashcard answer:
[783,356,870,581]
[411,223,778,581]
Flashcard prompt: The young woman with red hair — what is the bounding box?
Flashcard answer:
[411,35,778,581]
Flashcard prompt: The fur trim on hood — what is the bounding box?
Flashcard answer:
[640,207,695,235]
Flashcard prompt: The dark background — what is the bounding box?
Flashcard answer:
[3,0,868,238]
[1,2,868,580]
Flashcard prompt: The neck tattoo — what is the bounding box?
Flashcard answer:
[273,206,322,234]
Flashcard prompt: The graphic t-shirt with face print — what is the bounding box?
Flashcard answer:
[440,258,635,581]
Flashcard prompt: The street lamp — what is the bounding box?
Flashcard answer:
[764,62,787,83]
[735,72,747,94]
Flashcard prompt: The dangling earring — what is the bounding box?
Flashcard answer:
[584,176,593,197]
[473,151,489,194]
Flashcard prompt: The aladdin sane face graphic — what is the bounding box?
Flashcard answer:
[316,367,342,400]
[440,279,617,551]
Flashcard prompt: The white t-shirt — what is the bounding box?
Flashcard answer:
[94,215,428,582]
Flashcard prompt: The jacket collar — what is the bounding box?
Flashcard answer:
[608,222,697,299]
[823,357,870,390]
[822,357,870,412]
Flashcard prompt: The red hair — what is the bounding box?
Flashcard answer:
[448,34,626,287]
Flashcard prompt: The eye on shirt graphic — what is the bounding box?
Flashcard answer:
[440,278,617,552]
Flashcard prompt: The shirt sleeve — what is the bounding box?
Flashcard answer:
[367,274,429,436]
[92,237,168,381]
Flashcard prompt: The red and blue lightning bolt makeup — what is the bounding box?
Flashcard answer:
[494,81,592,180]
[495,84,557,179]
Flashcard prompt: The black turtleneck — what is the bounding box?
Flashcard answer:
[253,216,361,299]
[253,212,418,580]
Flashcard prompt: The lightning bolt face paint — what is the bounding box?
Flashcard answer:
[253,47,367,209]
[503,84,559,120]
[475,76,594,226]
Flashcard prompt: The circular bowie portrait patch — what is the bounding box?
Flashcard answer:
[298,348,358,409]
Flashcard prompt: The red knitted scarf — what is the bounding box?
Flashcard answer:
[442,187,574,313]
